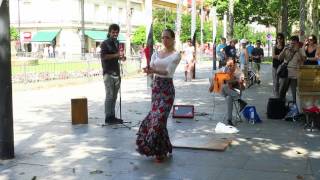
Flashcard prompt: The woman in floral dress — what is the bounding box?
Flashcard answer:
[136,29,181,162]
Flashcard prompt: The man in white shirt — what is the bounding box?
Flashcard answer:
[217,59,247,126]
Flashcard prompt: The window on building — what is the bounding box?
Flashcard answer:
[107,6,112,22]
[118,8,123,24]
[130,7,134,16]
[94,4,100,21]
[94,4,99,12]
[23,0,32,5]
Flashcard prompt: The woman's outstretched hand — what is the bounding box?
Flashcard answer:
[143,67,156,74]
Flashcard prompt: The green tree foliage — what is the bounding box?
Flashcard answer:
[205,0,300,32]
[131,26,145,45]
[10,27,19,41]
[132,9,218,45]
[131,1,305,45]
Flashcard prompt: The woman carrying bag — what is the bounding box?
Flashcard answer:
[278,36,306,103]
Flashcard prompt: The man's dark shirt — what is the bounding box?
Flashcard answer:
[224,45,237,59]
[251,47,264,63]
[100,38,120,76]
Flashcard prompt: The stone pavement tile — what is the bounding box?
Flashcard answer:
[216,168,312,180]
[229,133,316,157]
[112,173,179,180]
[243,153,309,175]
[105,155,223,180]
[0,160,17,172]
[309,157,320,178]
[0,163,59,180]
[166,149,250,169]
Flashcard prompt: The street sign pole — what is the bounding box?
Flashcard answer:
[0,0,15,160]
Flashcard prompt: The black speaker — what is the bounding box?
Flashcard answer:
[267,98,286,119]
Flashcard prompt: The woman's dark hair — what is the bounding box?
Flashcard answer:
[163,29,175,39]
[276,33,285,47]
[308,34,317,44]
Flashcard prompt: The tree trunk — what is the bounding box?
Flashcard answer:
[80,0,85,59]
[280,0,289,39]
[311,0,319,38]
[299,0,306,41]
[0,0,15,160]
[126,0,131,57]
[306,0,319,38]
[227,0,234,41]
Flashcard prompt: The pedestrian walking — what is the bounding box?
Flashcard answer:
[100,24,126,124]
[223,39,237,63]
[136,29,181,162]
[216,37,227,68]
[239,39,249,84]
[251,40,264,83]
[183,39,195,81]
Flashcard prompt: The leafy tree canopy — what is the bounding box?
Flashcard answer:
[10,27,19,41]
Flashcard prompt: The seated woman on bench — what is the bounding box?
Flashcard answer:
[212,59,247,126]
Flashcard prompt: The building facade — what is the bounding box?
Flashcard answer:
[10,0,145,58]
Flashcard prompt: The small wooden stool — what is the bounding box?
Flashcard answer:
[71,97,88,125]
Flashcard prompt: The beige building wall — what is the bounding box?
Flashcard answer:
[9,0,145,57]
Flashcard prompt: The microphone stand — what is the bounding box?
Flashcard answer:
[117,57,132,129]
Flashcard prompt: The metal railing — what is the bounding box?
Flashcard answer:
[12,54,142,83]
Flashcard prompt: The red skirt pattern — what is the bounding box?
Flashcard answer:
[136,76,175,157]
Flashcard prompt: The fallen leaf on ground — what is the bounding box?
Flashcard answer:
[296,151,302,154]
[195,112,209,116]
[133,165,139,170]
[89,170,104,174]
[296,175,304,179]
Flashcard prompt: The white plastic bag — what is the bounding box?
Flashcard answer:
[215,122,239,134]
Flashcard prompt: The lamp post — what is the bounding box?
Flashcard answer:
[17,0,22,51]
[0,0,15,160]
[80,0,85,60]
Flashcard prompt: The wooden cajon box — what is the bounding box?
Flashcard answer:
[297,66,320,112]
[71,97,88,124]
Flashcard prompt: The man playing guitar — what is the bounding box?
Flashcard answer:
[210,59,247,126]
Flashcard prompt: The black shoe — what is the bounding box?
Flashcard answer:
[105,116,116,124]
[113,117,124,124]
[227,120,234,126]
[238,99,247,112]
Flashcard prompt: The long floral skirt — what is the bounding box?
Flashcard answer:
[136,76,175,157]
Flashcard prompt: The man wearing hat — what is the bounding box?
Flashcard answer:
[251,40,264,83]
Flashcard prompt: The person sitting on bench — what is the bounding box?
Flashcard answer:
[220,59,247,126]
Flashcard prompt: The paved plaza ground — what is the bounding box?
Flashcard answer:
[0,61,319,180]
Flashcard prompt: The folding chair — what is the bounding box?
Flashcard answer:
[209,72,230,121]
